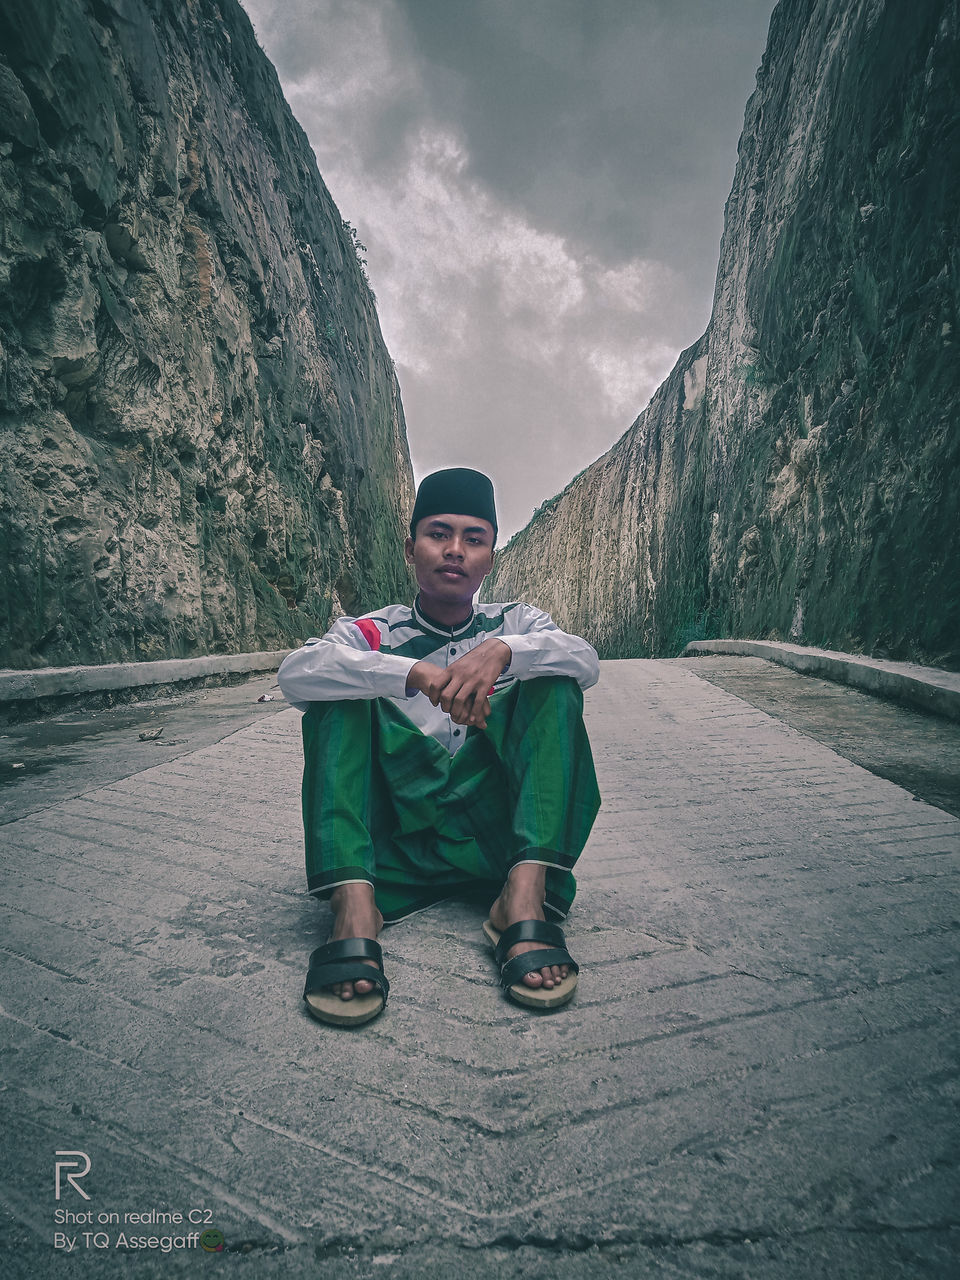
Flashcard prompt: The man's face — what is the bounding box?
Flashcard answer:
[405,513,496,608]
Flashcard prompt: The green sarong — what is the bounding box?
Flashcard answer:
[300,676,600,921]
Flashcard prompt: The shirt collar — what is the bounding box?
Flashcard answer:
[413,595,477,640]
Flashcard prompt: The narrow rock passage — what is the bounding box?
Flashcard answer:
[1,659,958,1278]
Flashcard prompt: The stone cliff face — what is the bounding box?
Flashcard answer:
[0,0,414,668]
[489,0,959,668]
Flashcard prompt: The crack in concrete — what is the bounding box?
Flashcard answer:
[224,1216,960,1262]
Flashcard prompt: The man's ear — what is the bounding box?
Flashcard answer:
[404,535,415,565]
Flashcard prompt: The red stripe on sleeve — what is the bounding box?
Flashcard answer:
[353,618,382,651]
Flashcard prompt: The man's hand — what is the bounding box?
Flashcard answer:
[406,638,511,729]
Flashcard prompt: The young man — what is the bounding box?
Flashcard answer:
[278,468,601,1025]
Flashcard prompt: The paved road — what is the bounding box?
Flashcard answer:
[1,659,958,1278]
[675,654,960,818]
[0,674,285,825]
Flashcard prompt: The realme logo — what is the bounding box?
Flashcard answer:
[54,1152,91,1200]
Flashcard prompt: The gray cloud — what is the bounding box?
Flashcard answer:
[395,0,774,266]
[241,0,776,538]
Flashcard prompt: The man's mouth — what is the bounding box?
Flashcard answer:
[437,566,466,577]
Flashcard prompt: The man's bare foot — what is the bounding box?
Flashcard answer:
[327,883,383,1001]
[487,863,570,990]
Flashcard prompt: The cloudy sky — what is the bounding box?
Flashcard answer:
[241,0,777,540]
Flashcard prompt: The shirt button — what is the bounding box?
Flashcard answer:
[453,728,461,737]
[450,648,456,655]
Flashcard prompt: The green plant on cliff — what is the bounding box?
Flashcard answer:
[342,219,374,296]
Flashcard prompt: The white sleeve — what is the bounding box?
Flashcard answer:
[277,616,417,709]
[499,604,600,690]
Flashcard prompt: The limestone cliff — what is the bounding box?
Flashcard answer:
[0,0,414,668]
[489,0,960,668]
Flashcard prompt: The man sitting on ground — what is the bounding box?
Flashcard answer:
[278,467,601,1025]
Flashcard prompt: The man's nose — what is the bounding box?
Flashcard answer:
[445,538,464,558]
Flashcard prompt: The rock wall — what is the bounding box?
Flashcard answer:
[0,0,414,668]
[489,0,960,668]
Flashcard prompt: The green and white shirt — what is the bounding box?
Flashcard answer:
[278,598,600,755]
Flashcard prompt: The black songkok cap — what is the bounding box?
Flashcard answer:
[409,468,498,539]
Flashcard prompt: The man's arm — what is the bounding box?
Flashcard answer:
[277,617,417,708]
[500,604,600,689]
[407,637,510,729]
[408,606,599,728]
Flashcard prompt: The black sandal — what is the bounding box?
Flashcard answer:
[303,938,389,1026]
[482,919,579,1009]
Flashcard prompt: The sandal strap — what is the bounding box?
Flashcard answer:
[499,946,579,989]
[304,938,388,1002]
[308,937,384,967]
[304,962,389,1001]
[494,919,567,966]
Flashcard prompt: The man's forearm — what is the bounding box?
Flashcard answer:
[501,630,599,689]
[407,639,512,727]
[279,638,415,705]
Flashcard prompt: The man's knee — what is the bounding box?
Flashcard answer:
[301,699,377,763]
[483,677,587,758]
[513,675,584,714]
[303,698,373,726]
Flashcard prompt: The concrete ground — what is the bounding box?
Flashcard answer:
[1,658,958,1278]
[674,655,960,818]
